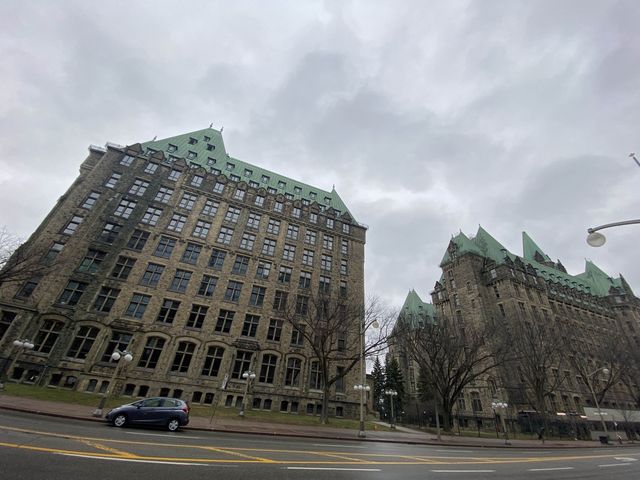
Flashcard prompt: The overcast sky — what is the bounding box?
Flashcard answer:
[1,0,639,308]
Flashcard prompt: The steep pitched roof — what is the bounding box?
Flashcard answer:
[140,127,353,218]
[440,226,629,298]
[398,289,436,329]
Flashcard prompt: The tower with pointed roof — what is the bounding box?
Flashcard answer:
[0,127,366,419]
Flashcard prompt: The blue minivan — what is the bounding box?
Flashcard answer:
[105,397,190,432]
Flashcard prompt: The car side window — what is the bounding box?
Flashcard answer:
[163,399,178,407]
[141,398,162,408]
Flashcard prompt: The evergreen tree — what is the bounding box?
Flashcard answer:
[384,356,405,420]
[371,356,385,416]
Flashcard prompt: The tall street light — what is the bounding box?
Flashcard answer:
[585,367,610,436]
[491,400,509,445]
[0,339,35,389]
[385,389,398,430]
[92,349,133,417]
[354,318,379,438]
[238,370,256,417]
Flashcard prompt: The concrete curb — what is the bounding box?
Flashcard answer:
[1,404,634,449]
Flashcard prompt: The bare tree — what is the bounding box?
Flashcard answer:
[619,336,640,408]
[0,226,49,286]
[279,291,393,424]
[395,314,506,431]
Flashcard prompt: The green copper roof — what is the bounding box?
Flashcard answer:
[140,127,353,218]
[398,289,436,328]
[442,226,627,298]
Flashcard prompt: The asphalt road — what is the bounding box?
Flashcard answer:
[1,410,640,480]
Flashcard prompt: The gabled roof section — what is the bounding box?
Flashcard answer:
[522,231,552,263]
[440,226,631,298]
[141,127,353,218]
[398,289,436,329]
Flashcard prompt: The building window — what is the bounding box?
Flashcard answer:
[340,259,348,275]
[140,263,165,287]
[309,361,323,390]
[77,249,106,273]
[187,304,208,329]
[262,238,276,256]
[339,280,347,297]
[241,314,260,337]
[305,230,317,245]
[319,276,331,293]
[254,195,265,207]
[217,226,234,245]
[286,224,299,240]
[267,319,283,342]
[101,331,132,362]
[208,249,226,270]
[62,216,83,235]
[154,186,174,204]
[224,206,241,223]
[57,280,88,306]
[296,295,309,315]
[34,320,64,354]
[190,174,203,187]
[240,232,256,251]
[192,220,211,238]
[171,342,196,373]
[224,280,243,302]
[43,242,65,262]
[137,337,165,369]
[111,256,136,280]
[154,236,176,258]
[197,275,218,297]
[129,178,149,197]
[278,266,292,284]
[213,181,225,194]
[471,392,482,412]
[232,351,253,379]
[178,193,198,210]
[232,255,250,275]
[168,169,182,181]
[114,199,137,219]
[0,311,17,341]
[282,244,296,261]
[249,286,266,306]
[290,324,305,346]
[323,235,334,250]
[326,218,334,229]
[259,354,277,383]
[246,212,262,230]
[302,249,314,266]
[215,309,235,333]
[167,213,187,232]
[299,271,312,289]
[65,326,99,359]
[267,219,280,235]
[292,207,301,218]
[169,269,192,293]
[342,223,350,234]
[181,242,202,264]
[309,212,318,224]
[273,201,283,213]
[15,279,39,299]
[233,189,246,201]
[104,172,121,189]
[201,199,219,216]
[335,366,345,392]
[256,260,271,279]
[93,287,120,313]
[124,293,151,319]
[321,254,332,271]
[127,230,149,251]
[144,162,158,174]
[273,291,288,311]
[156,299,180,324]
[201,346,224,377]
[285,357,301,386]
[141,206,163,226]
[341,239,348,255]
[99,222,121,244]
[81,191,101,209]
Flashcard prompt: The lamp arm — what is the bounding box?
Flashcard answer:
[588,219,640,234]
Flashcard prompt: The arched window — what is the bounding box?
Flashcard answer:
[138,336,166,369]
[171,341,196,373]
[34,320,64,354]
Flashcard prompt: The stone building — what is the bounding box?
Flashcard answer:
[391,226,640,433]
[0,127,366,418]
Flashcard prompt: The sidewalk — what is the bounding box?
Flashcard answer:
[0,394,631,449]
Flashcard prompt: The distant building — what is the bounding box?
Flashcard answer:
[391,226,640,434]
[0,127,365,418]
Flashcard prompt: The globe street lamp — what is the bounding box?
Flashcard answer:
[384,389,398,430]
[586,220,640,247]
[355,318,379,438]
[0,339,35,389]
[238,370,256,417]
[491,400,509,445]
[586,367,610,436]
[92,349,133,417]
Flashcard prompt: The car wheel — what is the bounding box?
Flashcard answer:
[113,414,127,428]
[167,418,180,432]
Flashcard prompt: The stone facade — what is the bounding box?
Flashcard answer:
[0,127,366,418]
[391,227,640,432]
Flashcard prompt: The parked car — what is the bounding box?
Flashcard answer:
[105,397,190,432]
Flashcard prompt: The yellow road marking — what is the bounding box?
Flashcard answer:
[77,439,138,458]
[201,446,276,463]
[312,452,374,463]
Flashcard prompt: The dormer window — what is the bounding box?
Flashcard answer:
[187,151,197,160]
[294,186,302,194]
[230,174,241,182]
[277,180,286,189]
[207,144,215,151]
[167,144,178,153]
[324,196,331,204]
[188,137,197,145]
[267,187,277,194]
[261,175,270,183]
[207,157,216,167]
[226,162,235,171]
[309,191,317,199]
[203,135,211,142]
[244,169,253,177]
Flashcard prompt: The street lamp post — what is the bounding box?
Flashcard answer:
[585,367,610,437]
[355,318,379,438]
[385,389,398,430]
[0,339,35,389]
[491,400,509,445]
[92,349,133,417]
[238,370,256,417]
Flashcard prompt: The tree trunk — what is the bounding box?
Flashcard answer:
[442,400,453,432]
[320,386,330,424]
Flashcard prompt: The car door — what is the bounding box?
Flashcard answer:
[153,398,177,425]
[126,401,146,423]
[137,397,164,424]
